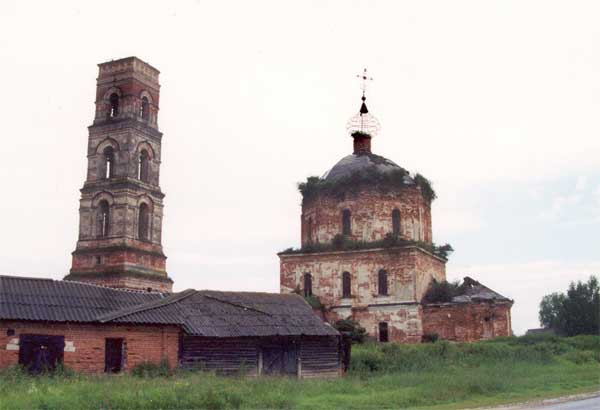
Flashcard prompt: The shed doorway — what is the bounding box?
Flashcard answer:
[105,338,125,373]
[18,334,65,374]
[261,342,298,376]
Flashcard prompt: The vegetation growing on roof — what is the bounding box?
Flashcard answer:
[298,167,437,205]
[351,130,372,139]
[422,279,466,304]
[280,233,453,260]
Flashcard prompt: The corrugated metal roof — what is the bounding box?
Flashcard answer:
[0,275,339,338]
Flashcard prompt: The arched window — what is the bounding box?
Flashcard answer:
[103,147,114,179]
[303,273,313,297]
[98,200,110,238]
[138,150,150,182]
[342,209,351,236]
[138,203,150,241]
[307,217,313,244]
[109,93,119,118]
[140,96,149,120]
[392,208,401,236]
[379,322,389,342]
[378,269,388,296]
[342,271,351,298]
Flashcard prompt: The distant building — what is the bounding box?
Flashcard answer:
[279,76,513,343]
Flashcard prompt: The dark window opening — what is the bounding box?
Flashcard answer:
[95,256,102,265]
[98,200,110,238]
[303,273,313,297]
[109,93,119,118]
[392,208,401,236]
[18,334,65,374]
[105,338,125,373]
[138,150,150,182]
[379,322,389,342]
[342,271,351,298]
[138,203,150,241]
[342,209,351,236]
[378,269,388,296]
[307,217,313,244]
[140,96,149,120]
[103,147,115,179]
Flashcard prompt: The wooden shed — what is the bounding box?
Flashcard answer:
[0,276,343,377]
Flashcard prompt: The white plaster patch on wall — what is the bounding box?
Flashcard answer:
[64,341,76,352]
[6,338,19,350]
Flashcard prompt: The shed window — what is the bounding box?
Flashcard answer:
[342,271,351,298]
[140,96,149,120]
[392,208,401,236]
[138,150,150,182]
[378,269,388,296]
[109,93,119,118]
[103,147,114,179]
[342,209,351,236]
[303,273,313,297]
[379,322,389,342]
[98,200,110,237]
[138,203,150,241]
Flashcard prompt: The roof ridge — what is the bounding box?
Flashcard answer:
[97,289,197,323]
[201,294,272,316]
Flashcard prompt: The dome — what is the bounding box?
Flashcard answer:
[322,152,415,184]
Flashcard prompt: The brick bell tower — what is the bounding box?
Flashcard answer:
[64,57,173,292]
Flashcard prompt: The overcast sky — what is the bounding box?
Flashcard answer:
[0,1,598,335]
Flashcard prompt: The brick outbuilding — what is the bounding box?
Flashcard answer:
[0,276,343,377]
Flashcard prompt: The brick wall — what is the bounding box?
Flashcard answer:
[422,302,513,342]
[0,321,180,373]
[301,186,432,246]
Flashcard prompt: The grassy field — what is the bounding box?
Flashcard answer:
[1,335,598,410]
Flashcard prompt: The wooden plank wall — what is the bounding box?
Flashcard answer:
[180,335,342,378]
[299,336,341,378]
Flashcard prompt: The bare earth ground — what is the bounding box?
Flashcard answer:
[472,392,600,410]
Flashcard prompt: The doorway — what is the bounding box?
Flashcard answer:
[18,334,65,374]
[105,338,125,373]
[261,341,298,376]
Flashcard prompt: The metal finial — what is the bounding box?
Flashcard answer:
[346,68,380,138]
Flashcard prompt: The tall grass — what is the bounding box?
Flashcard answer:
[0,335,598,410]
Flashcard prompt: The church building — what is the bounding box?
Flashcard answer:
[279,70,513,343]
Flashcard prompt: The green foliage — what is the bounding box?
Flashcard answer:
[304,295,324,310]
[0,335,599,410]
[334,319,368,344]
[351,130,372,139]
[280,233,453,260]
[298,166,437,205]
[422,279,465,303]
[131,359,173,378]
[539,275,600,336]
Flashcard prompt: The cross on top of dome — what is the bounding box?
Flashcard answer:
[346,68,381,140]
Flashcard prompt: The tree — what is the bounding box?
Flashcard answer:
[334,318,368,344]
[539,276,600,336]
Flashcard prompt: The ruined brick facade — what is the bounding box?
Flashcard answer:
[422,302,512,342]
[279,97,513,343]
[64,57,172,292]
[0,321,179,373]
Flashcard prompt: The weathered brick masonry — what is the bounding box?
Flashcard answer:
[0,321,179,373]
[422,302,512,342]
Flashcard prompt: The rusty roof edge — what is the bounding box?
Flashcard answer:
[97,288,197,323]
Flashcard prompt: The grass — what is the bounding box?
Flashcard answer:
[0,335,598,410]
